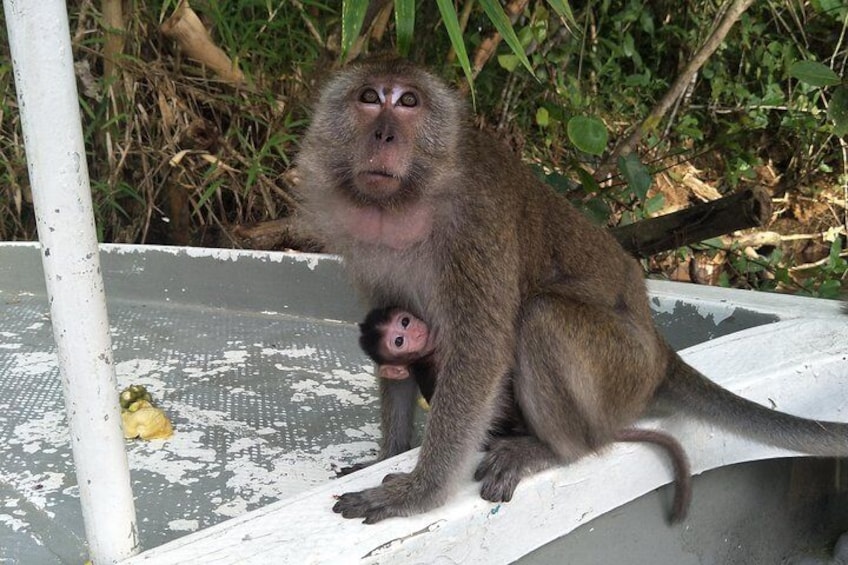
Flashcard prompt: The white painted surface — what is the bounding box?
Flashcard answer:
[647,278,846,320]
[122,317,848,564]
[2,2,138,562]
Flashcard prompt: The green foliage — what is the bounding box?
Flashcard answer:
[434,0,474,97]
[617,153,651,204]
[789,61,841,88]
[341,0,369,61]
[1,0,844,296]
[394,0,415,57]
[479,0,533,75]
[829,87,848,137]
[566,116,608,156]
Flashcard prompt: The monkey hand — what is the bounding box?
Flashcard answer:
[332,471,443,524]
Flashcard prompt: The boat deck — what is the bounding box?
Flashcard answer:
[0,242,845,563]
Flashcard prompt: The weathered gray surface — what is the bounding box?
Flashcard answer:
[0,244,383,562]
[0,242,842,563]
[519,458,848,565]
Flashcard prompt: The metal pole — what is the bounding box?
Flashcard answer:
[3,1,139,562]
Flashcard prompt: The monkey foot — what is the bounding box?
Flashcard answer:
[335,460,373,477]
[474,436,560,502]
[474,453,522,502]
[332,473,439,524]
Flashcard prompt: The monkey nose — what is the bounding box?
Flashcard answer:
[374,130,395,143]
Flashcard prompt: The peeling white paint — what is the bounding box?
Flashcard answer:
[289,379,372,406]
[10,411,68,454]
[264,345,318,359]
[221,350,249,364]
[168,519,199,532]
[101,244,339,273]
[0,512,29,533]
[115,358,175,394]
[8,351,57,377]
[0,471,66,517]
[215,497,248,518]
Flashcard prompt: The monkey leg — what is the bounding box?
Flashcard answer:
[473,293,660,500]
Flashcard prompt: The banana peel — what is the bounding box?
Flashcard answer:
[121,400,173,440]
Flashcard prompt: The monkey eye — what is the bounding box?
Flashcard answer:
[359,88,380,104]
[398,92,418,107]
[401,316,410,328]
[394,336,404,348]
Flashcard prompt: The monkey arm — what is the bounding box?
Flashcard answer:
[378,376,419,458]
[336,375,420,478]
[334,239,521,522]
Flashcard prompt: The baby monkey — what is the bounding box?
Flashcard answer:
[360,307,436,381]
[359,307,692,522]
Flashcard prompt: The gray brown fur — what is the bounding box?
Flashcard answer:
[358,307,692,522]
[294,58,848,524]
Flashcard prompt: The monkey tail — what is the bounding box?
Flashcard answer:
[658,352,848,456]
[616,428,691,524]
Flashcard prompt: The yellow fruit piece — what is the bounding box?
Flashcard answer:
[417,395,430,411]
[122,403,174,440]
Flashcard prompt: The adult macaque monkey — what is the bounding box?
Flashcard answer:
[358,307,692,522]
[295,58,848,524]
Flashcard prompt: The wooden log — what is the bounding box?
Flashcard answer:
[611,187,772,257]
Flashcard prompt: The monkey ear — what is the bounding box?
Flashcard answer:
[378,365,410,380]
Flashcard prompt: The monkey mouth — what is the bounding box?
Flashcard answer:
[362,170,398,181]
[355,170,403,197]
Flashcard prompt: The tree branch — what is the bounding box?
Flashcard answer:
[597,0,756,180]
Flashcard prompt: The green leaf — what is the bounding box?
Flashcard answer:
[479,0,534,76]
[828,237,844,269]
[583,197,612,224]
[788,61,841,87]
[341,0,368,61]
[546,0,577,29]
[575,167,600,195]
[817,279,842,298]
[644,193,665,215]
[829,86,848,137]
[566,116,608,156]
[540,169,576,193]
[394,0,415,57]
[812,0,847,20]
[436,0,475,102]
[617,153,652,203]
[497,54,520,72]
[536,106,550,127]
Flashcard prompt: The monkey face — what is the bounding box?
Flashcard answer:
[349,83,422,200]
[380,310,431,362]
[300,59,464,209]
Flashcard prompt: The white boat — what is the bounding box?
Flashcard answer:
[1,242,846,564]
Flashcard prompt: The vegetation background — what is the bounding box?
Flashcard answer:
[0,0,845,297]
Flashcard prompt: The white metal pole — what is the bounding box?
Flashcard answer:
[3,1,139,562]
